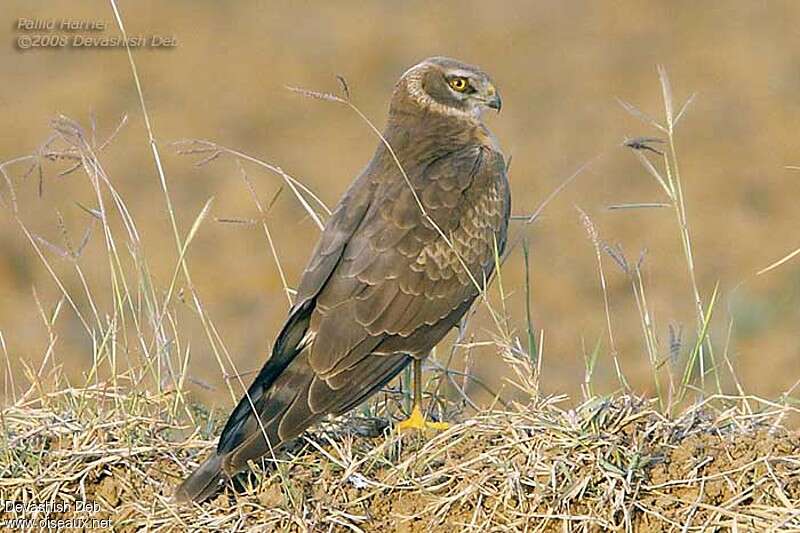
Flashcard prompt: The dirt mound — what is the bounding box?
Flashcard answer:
[2,391,799,531]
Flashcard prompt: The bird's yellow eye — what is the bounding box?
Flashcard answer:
[449,77,468,92]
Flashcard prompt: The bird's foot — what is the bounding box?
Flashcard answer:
[396,405,449,431]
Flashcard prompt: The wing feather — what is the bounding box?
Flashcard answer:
[214,142,509,482]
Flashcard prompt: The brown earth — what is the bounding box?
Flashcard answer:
[2,1,800,413]
[3,391,799,531]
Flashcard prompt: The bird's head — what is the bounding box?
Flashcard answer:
[395,56,502,119]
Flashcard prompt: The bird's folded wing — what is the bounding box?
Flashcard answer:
[307,145,508,382]
[216,144,508,461]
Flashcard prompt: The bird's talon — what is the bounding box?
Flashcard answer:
[396,406,449,431]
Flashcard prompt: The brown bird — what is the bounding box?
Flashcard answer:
[175,56,510,503]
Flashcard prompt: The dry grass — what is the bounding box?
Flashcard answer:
[2,378,800,531]
[3,5,800,532]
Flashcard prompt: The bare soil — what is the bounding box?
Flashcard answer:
[4,394,798,531]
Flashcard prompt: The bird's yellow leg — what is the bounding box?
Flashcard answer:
[397,359,449,431]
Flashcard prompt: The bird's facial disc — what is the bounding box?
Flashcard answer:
[443,69,502,114]
[411,59,502,118]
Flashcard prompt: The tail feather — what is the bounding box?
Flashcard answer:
[173,453,227,503]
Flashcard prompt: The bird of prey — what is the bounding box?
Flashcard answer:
[175,56,510,503]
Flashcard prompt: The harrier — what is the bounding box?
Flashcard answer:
[176,56,510,503]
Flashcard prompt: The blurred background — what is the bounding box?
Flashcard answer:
[1,1,799,410]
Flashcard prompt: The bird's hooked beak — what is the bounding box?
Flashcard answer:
[484,83,502,112]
